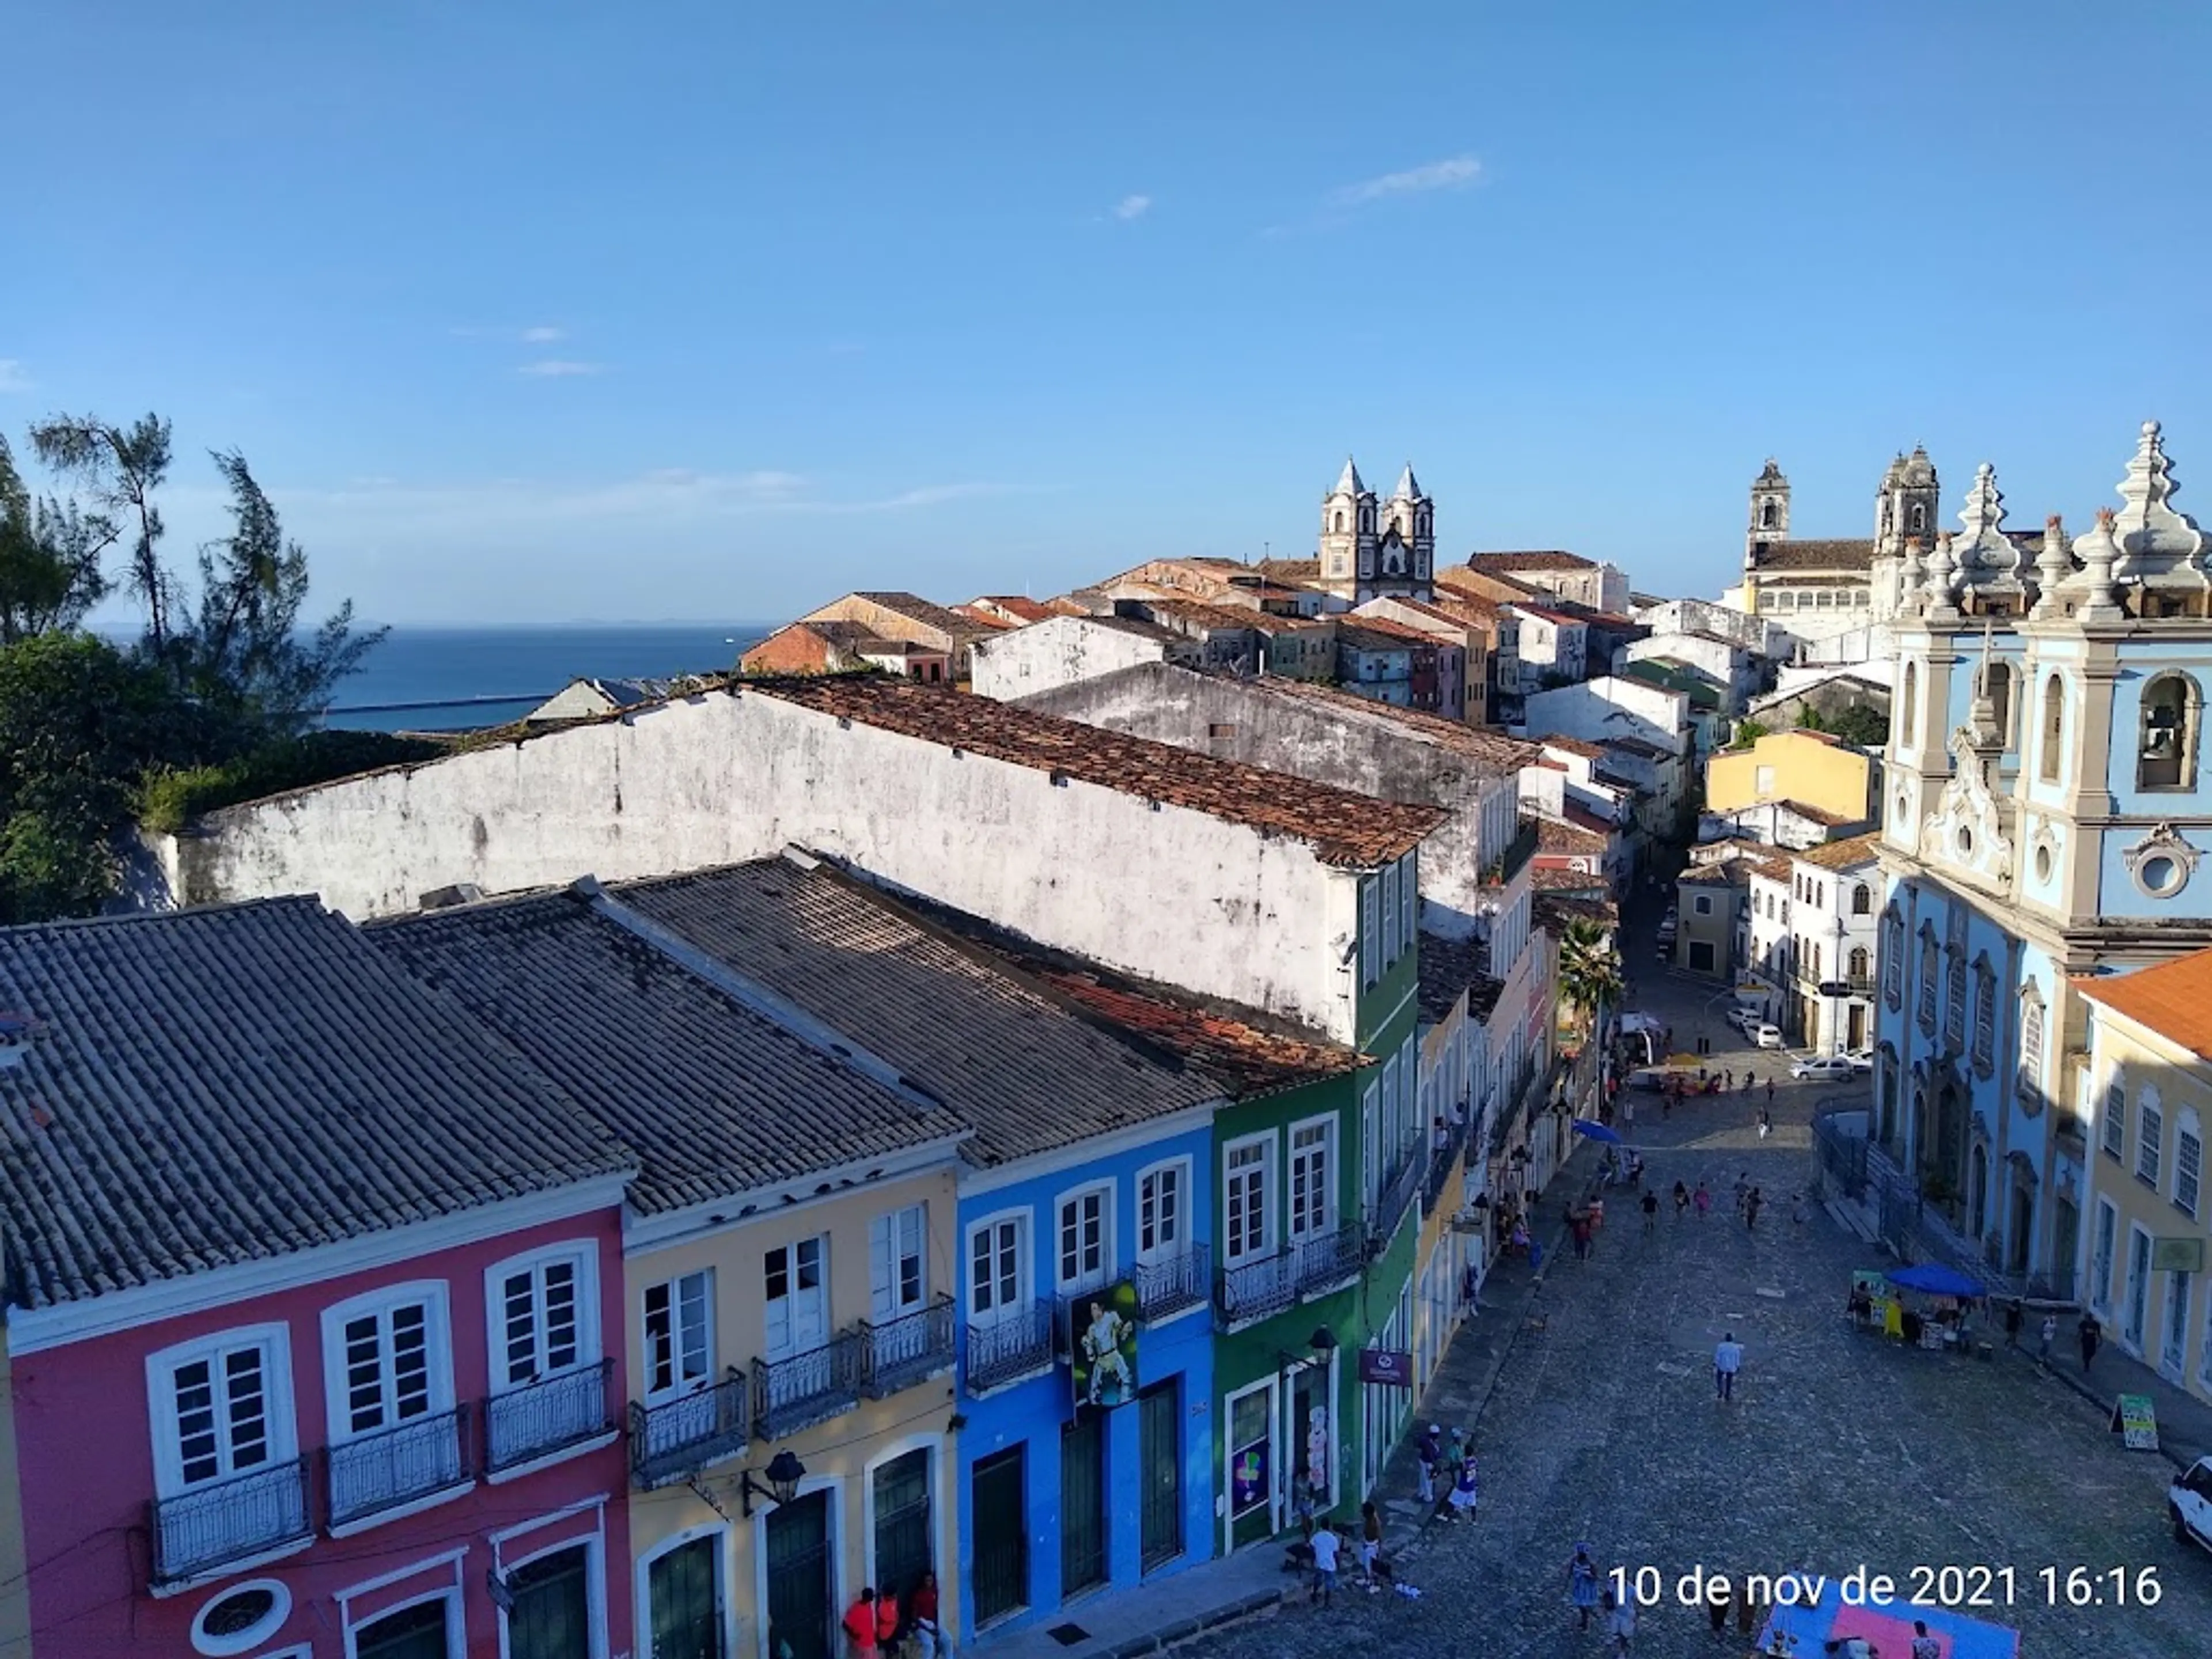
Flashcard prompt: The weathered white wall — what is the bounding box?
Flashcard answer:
[1521,676,1688,759]
[969,615,1172,702]
[161,688,1366,1042]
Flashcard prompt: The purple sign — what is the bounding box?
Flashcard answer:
[1358,1347,1415,1386]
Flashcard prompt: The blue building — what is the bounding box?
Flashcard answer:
[597,853,1226,1642]
[1875,422,2212,1296]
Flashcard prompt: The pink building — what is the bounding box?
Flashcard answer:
[0,899,637,1659]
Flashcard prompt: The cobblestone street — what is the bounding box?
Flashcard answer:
[1187,1073,2212,1656]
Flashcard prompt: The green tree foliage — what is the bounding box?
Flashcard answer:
[1729,716,1768,748]
[0,411,388,920]
[1828,701,1889,747]
[1556,916,1623,1033]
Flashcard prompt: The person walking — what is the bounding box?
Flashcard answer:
[2080,1310,2103,1372]
[1306,1520,1340,1607]
[1756,1105,1772,1139]
[1415,1423,1440,1505]
[1694,1180,1713,1221]
[1745,1187,1763,1232]
[1724,1067,1734,1090]
[1641,1187,1660,1236]
[1733,1172,1750,1217]
[1566,1545,1601,1631]
[1448,1451,1479,1523]
[1358,1501,1382,1586]
[2003,1300,2024,1349]
[1766,1077,1777,1106]
[2039,1312,2057,1365]
[1707,1578,1734,1640]
[1910,1619,1942,1659]
[1604,1588,1637,1654]
[1673,1179,1690,1221]
[843,1590,882,1659]
[1714,1331,1744,1401]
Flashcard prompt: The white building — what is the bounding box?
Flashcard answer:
[969,611,1198,701]
[1464,552,1630,616]
[1743,832,1883,1053]
[1317,459,1437,606]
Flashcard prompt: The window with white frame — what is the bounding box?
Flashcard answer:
[1399,852,1417,948]
[149,1325,296,1498]
[642,1271,713,1399]
[1138,1161,1186,1262]
[1883,911,1904,1008]
[870,1203,927,1322]
[1971,964,1996,1073]
[2104,1076,2127,1159]
[490,1245,593,1389]
[2093,1199,2118,1312]
[327,1283,453,1438]
[2139,1087,2165,1187]
[1378,1056,1399,1187]
[968,1214,1027,1321]
[1057,1184,1112,1291]
[2017,991,2045,1105]
[1381,861,1401,964]
[1224,1136,1273,1264]
[1398,1032,1419,1157]
[1944,956,1967,1049]
[1917,937,1938,1032]
[1361,880,1379,987]
[2178,1115,2203,1221]
[1289,1118,1334,1241]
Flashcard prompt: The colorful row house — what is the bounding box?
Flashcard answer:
[0,900,640,1659]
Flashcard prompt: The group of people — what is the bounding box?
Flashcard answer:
[2007,1300,2104,1370]
[843,1574,946,1659]
[1298,1498,1397,1607]
[1414,1423,1480,1522]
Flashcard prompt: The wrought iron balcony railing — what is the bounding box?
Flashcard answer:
[150,1455,312,1587]
[1482,817,1540,888]
[1371,1146,1424,1246]
[1293,1222,1366,1297]
[326,1404,472,1530]
[752,1332,862,1440]
[861,1296,956,1399]
[484,1358,616,1474]
[1215,1249,1297,1330]
[965,1304,1055,1395]
[628,1369,751,1489]
[1134,1243,1210,1321]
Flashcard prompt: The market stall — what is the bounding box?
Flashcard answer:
[1849,1262,1989,1352]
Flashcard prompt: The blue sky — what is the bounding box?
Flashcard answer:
[6,2,2209,626]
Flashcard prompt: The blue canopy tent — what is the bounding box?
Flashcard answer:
[1886,1262,1986,1298]
[1570,1119,1621,1145]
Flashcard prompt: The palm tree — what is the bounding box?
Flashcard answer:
[1557,916,1624,1036]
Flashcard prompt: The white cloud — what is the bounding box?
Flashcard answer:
[0,359,32,393]
[1112,194,1152,221]
[520,325,566,343]
[1330,155,1481,207]
[517,359,603,378]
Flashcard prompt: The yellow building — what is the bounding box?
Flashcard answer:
[373,884,972,1659]
[1704,728,1878,824]
[2078,951,2212,1402]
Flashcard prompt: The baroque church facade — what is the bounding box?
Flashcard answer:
[1316,458,1436,605]
[1724,448,1953,642]
[1873,422,2212,1354]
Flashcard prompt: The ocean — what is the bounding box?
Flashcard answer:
[321,624,774,733]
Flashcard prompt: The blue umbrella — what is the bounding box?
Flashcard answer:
[1570,1118,1622,1145]
[1885,1262,1985,1298]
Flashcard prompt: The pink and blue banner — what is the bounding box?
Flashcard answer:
[1761,1593,2021,1657]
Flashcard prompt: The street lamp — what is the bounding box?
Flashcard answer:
[738,1448,808,1517]
[1278,1327,1338,1371]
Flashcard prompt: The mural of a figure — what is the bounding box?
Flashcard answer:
[1305,1405,1330,1500]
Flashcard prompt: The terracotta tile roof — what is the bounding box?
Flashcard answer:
[1676,862,1747,888]
[740,675,1446,867]
[1213,675,1541,770]
[1541,736,1606,759]
[1795,830,1883,870]
[1466,551,1597,573]
[370,889,965,1213]
[1143,599,1264,632]
[2076,949,2212,1063]
[1747,539,1876,572]
[1532,865,1611,894]
[1604,736,1672,759]
[1509,604,1588,628]
[1534,893,1618,935]
[1256,557,1323,582]
[972,595,1056,623]
[1418,931,1496,1023]
[1336,618,1442,652]
[0,900,632,1308]
[952,605,1019,631]
[1359,597,1487,632]
[605,861,1223,1165]
[1420,582,1504,620]
[850,590,983,635]
[1536,815,1607,854]
[1747,854,1795,883]
[1083,613,1191,645]
[1045,596,1093,616]
[1562,801,1618,836]
[1777,800,1855,827]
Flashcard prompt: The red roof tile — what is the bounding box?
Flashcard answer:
[1467,551,1598,573]
[2076,950,2212,1065]
[740,675,1446,867]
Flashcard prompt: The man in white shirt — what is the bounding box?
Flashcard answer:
[1306,1522,1341,1608]
[1910,1618,1942,1658]
[1714,1332,1744,1401]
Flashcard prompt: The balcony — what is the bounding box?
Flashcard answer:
[965,1304,1056,1396]
[1371,1146,1424,1247]
[628,1370,751,1490]
[484,1358,616,1475]
[326,1404,472,1531]
[1292,1223,1366,1298]
[1134,1243,1210,1321]
[150,1455,312,1588]
[752,1332,862,1440]
[1215,1250,1297,1331]
[861,1295,957,1398]
[1482,817,1539,888]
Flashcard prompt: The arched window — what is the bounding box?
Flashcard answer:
[1360,507,1373,532]
[1332,510,1344,533]
[1849,945,1870,983]
[2039,673,2065,782]
[1760,501,1778,529]
[1851,882,1872,915]
[1901,661,1919,741]
[1910,503,1927,532]
[2138,671,2202,790]
[1983,660,2013,746]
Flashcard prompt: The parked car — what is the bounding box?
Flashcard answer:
[1840,1047,1875,1073]
[1752,1023,1785,1048]
[2171,1455,2212,1550]
[1790,1054,1859,1082]
[1725,1006,1759,1035]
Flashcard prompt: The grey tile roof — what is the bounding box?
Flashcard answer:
[369,889,965,1214]
[609,861,1226,1165]
[0,899,632,1309]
